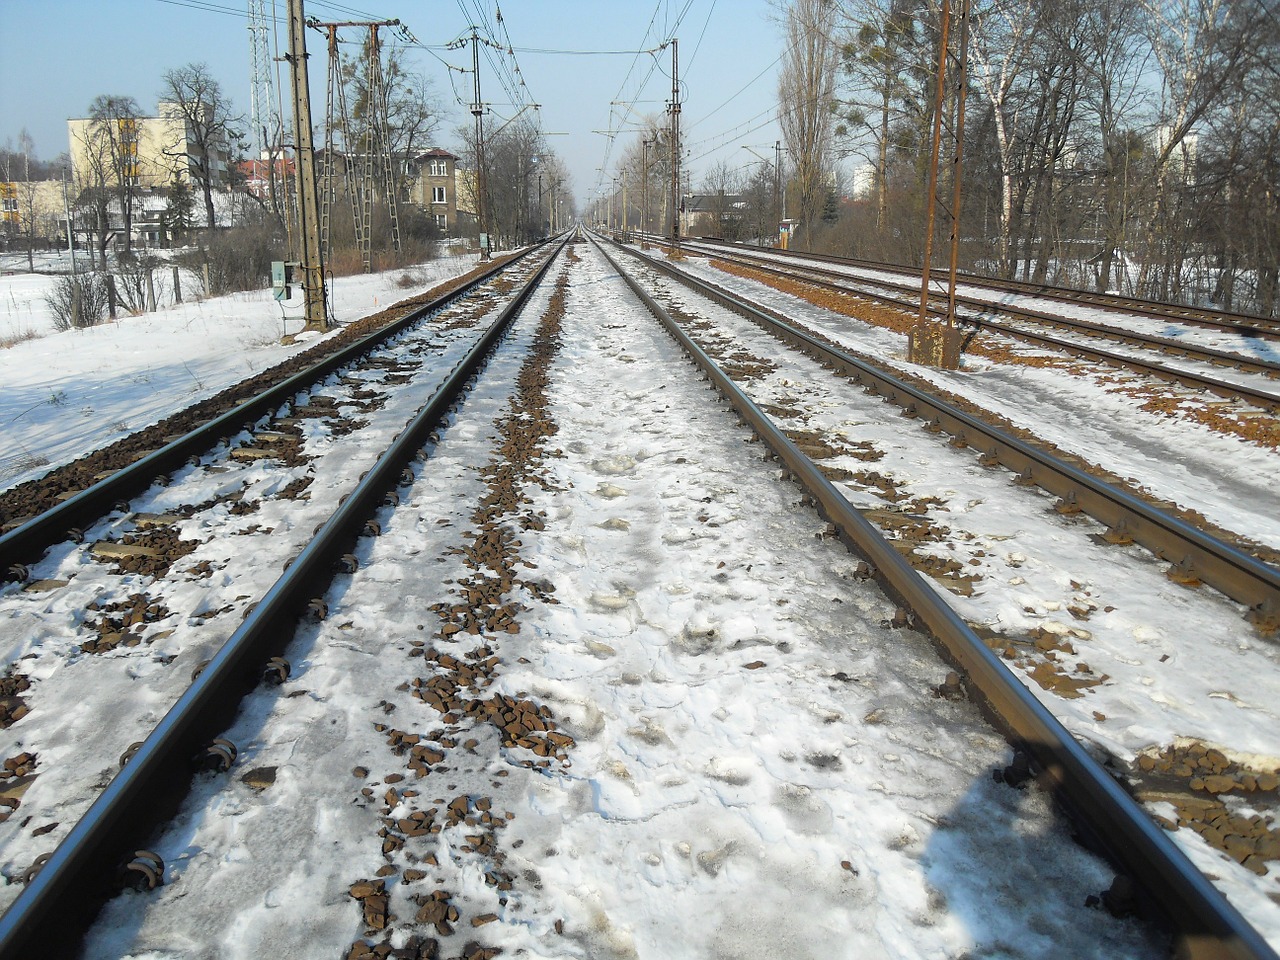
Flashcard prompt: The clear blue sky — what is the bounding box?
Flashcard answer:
[0,0,790,206]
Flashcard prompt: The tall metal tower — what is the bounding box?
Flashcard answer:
[248,0,281,157]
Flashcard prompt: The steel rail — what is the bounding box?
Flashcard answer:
[0,235,570,959]
[677,234,1280,340]
[0,246,542,581]
[692,242,1280,389]
[591,232,1279,960]
[614,240,1280,634]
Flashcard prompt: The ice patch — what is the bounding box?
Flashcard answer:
[592,456,637,475]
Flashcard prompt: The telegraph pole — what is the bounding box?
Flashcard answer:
[470,28,490,260]
[285,0,327,330]
[641,137,653,237]
[775,139,784,222]
[667,38,681,250]
[945,0,972,327]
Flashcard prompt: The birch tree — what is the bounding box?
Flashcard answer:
[1136,0,1268,300]
[965,0,1040,278]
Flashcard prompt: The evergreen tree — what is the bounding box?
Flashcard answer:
[162,177,195,245]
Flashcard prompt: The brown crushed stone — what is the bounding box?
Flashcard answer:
[344,252,571,957]
[1133,740,1280,875]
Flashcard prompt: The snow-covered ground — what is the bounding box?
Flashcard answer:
[0,240,1276,954]
[672,251,1280,555]
[0,253,480,492]
[76,242,1165,959]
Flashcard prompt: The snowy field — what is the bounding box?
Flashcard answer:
[0,252,480,492]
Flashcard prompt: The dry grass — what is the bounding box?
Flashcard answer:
[0,328,40,350]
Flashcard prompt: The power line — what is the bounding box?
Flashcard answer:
[154,0,258,19]
[686,50,783,130]
[593,0,700,195]
[682,0,717,76]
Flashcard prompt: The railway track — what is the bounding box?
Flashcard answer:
[0,238,566,952]
[671,238,1280,413]
[616,240,1280,633]
[679,235,1280,341]
[0,233,1275,958]
[597,234,1280,955]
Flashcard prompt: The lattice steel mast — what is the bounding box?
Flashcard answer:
[247,0,281,158]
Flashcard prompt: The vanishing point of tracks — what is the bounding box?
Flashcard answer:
[0,231,1275,958]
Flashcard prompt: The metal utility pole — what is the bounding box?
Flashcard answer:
[320,23,362,260]
[248,0,280,160]
[667,38,681,249]
[470,28,490,259]
[60,171,79,327]
[775,139,784,221]
[909,0,970,369]
[640,142,649,234]
[286,0,327,330]
[366,23,402,263]
[312,18,403,271]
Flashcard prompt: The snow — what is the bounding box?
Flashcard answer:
[0,239,1275,955]
[711,244,1280,367]
[673,251,1280,554]
[74,244,1162,957]
[0,253,478,491]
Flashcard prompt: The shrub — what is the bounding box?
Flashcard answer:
[113,252,166,313]
[179,223,286,297]
[47,273,109,331]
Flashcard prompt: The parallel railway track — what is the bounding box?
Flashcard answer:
[680,235,1280,341]
[671,238,1280,412]
[615,239,1280,635]
[0,238,566,955]
[0,232,1274,958]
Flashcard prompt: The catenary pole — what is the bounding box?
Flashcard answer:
[668,38,681,249]
[471,28,490,260]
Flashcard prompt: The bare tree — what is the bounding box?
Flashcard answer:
[1135,0,1268,300]
[1068,0,1150,292]
[778,0,838,250]
[160,63,243,233]
[457,117,559,249]
[344,39,443,198]
[699,159,745,240]
[739,160,779,244]
[7,131,40,270]
[965,0,1041,277]
[85,94,143,255]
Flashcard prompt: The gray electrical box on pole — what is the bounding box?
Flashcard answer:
[286,0,328,331]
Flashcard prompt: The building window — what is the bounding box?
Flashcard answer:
[432,186,446,204]
[434,214,447,229]
[429,160,447,177]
